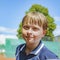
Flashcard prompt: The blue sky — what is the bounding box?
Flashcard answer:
[0,0,60,38]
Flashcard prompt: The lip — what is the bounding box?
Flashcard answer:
[25,36,34,39]
[26,37,33,40]
[26,36,33,38]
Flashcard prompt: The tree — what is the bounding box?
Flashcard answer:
[17,4,56,41]
[17,22,22,38]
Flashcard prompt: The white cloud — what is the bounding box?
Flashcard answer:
[53,25,60,36]
[53,16,60,36]
[54,16,60,21]
[0,26,17,34]
[0,26,18,44]
[0,34,18,44]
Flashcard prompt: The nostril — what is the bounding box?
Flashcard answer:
[27,33,29,35]
[27,32,32,37]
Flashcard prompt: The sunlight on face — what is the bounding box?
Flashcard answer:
[22,23,45,44]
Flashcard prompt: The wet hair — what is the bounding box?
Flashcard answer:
[22,12,48,30]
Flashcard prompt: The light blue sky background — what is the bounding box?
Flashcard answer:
[0,0,60,36]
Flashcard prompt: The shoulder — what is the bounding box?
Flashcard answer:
[16,44,25,50]
[15,43,25,55]
[40,46,58,59]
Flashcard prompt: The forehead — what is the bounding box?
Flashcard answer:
[22,16,42,27]
[23,24,40,27]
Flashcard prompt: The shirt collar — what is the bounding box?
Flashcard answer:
[20,41,44,55]
[30,41,44,55]
[20,44,25,52]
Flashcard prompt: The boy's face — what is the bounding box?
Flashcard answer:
[22,24,45,44]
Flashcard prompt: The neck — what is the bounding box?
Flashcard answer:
[25,42,40,55]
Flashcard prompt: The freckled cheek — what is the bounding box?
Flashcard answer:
[22,30,27,40]
[33,32,40,39]
[22,29,27,36]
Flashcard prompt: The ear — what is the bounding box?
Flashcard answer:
[43,30,47,35]
[42,30,47,38]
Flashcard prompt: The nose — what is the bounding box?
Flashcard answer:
[27,28,33,35]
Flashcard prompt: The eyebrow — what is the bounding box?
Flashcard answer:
[23,24,40,29]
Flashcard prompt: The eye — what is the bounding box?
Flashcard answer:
[23,26,29,30]
[32,27,39,31]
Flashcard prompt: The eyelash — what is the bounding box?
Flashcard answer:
[33,28,39,31]
[23,26,29,30]
[23,26,39,31]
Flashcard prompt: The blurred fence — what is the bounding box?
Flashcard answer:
[5,38,25,57]
[3,38,60,58]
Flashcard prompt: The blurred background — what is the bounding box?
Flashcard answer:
[0,0,60,60]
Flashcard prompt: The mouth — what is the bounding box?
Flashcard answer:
[25,36,34,39]
[26,36,33,38]
[25,36,34,43]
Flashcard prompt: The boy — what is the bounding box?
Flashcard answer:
[15,12,58,60]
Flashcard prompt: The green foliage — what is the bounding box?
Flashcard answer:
[28,4,48,16]
[17,4,56,41]
[0,45,5,49]
[17,22,22,38]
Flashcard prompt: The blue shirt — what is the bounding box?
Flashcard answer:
[15,41,58,60]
